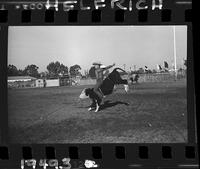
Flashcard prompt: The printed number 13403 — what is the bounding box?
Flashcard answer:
[21,158,98,169]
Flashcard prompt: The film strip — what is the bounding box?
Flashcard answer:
[0,0,198,169]
[0,0,193,24]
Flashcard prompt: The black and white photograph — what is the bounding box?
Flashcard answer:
[8,26,187,143]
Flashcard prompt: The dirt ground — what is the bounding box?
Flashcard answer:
[8,79,187,143]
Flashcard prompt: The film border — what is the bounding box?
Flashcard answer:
[0,0,198,168]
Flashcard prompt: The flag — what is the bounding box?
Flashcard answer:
[145,66,148,72]
[156,64,160,70]
[164,61,168,68]
[157,64,162,70]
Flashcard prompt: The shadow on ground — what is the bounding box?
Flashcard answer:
[100,100,129,111]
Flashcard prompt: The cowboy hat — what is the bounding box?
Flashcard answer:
[92,62,102,66]
[100,65,106,68]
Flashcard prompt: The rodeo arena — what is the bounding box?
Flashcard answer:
[8,59,187,144]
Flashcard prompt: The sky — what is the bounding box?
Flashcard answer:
[8,26,187,74]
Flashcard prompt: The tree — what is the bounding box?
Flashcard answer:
[23,64,40,78]
[60,64,68,75]
[47,61,59,77]
[47,62,56,77]
[47,61,68,77]
[18,69,24,76]
[7,65,19,76]
[89,66,96,79]
[40,71,49,78]
[69,64,81,77]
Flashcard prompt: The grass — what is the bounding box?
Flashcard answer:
[8,79,187,143]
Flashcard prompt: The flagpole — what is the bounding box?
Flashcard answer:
[173,26,177,80]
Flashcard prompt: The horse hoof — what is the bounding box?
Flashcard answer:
[88,107,93,111]
[124,85,129,93]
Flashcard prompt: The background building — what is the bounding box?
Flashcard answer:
[8,76,37,88]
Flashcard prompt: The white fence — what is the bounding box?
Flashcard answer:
[78,79,96,85]
[46,79,59,87]
[35,79,44,87]
[123,71,186,83]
